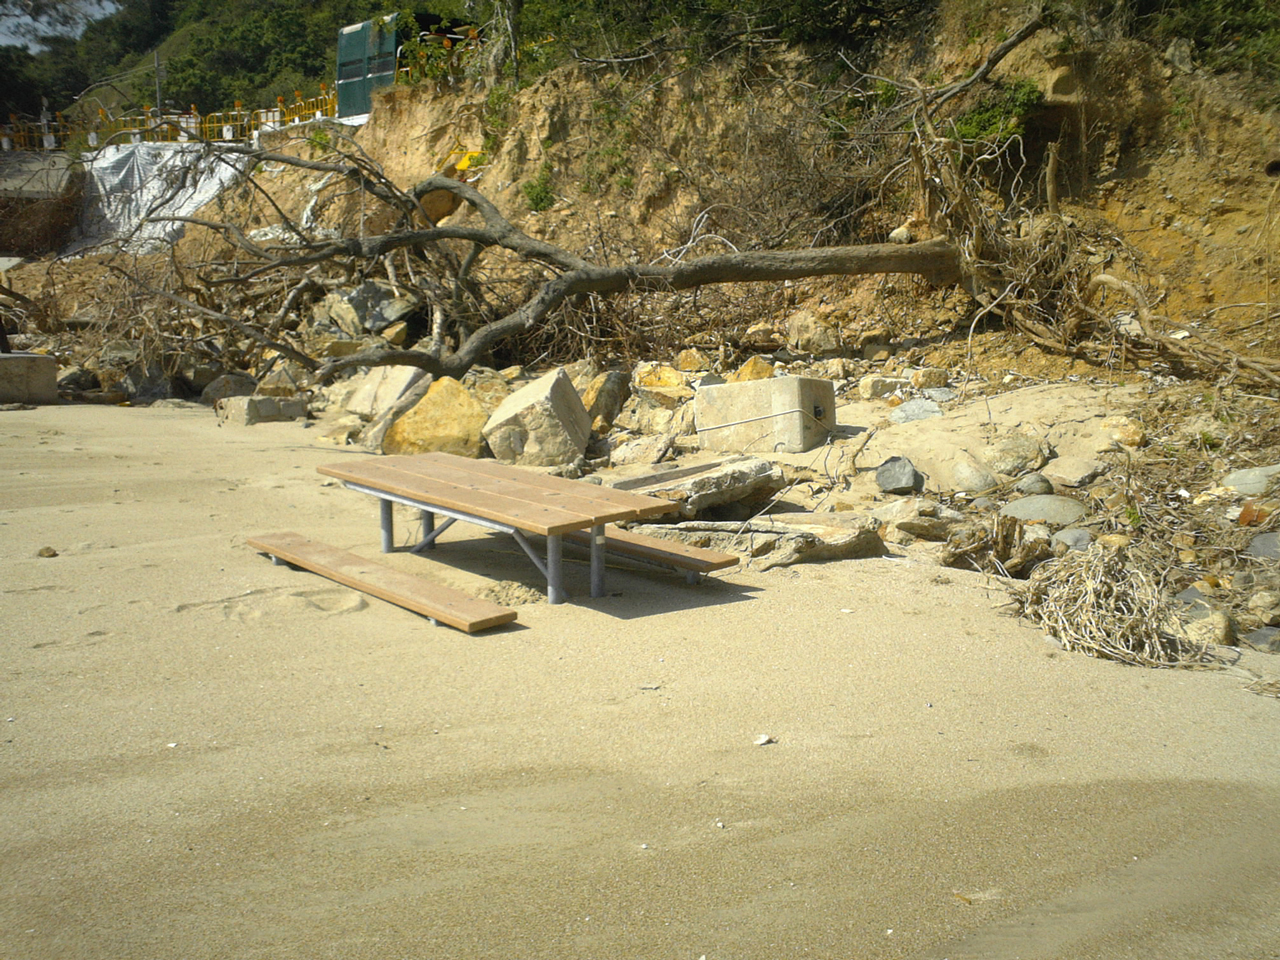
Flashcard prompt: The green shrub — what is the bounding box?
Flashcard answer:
[522,162,555,211]
[950,78,1044,143]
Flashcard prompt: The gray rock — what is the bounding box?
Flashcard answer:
[1000,494,1087,527]
[121,359,175,401]
[483,368,592,467]
[1014,473,1055,495]
[1174,584,1213,613]
[984,433,1050,476]
[923,387,958,402]
[971,496,999,511]
[876,456,924,495]
[1245,533,1280,561]
[889,398,943,424]
[1241,626,1280,653]
[57,365,99,391]
[1041,456,1107,488]
[200,373,257,406]
[950,457,997,493]
[1221,464,1280,497]
[1051,527,1092,552]
[321,281,418,336]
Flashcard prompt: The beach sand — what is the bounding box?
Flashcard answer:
[4,402,1280,959]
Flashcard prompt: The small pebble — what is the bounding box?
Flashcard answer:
[36,546,58,558]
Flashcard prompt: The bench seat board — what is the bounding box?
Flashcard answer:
[246,532,517,633]
[564,526,740,573]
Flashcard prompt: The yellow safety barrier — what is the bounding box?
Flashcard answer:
[2,83,340,152]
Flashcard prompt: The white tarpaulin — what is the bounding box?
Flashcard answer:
[71,142,247,254]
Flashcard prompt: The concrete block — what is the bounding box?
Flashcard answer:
[694,376,834,454]
[345,365,427,420]
[217,395,307,425]
[0,352,58,404]
[482,368,591,466]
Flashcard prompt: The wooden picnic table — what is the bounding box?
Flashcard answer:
[317,452,678,603]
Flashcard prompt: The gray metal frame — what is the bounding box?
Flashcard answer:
[339,480,606,605]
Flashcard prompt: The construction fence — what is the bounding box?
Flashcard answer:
[2,88,339,153]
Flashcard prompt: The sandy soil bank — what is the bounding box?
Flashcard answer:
[3,402,1280,959]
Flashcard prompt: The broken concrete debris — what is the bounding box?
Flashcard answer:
[482,367,592,467]
[628,514,884,570]
[603,456,785,519]
[216,394,307,426]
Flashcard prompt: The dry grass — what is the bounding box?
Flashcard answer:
[1007,542,1214,668]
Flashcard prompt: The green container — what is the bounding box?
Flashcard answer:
[336,14,398,118]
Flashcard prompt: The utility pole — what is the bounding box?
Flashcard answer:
[154,50,163,115]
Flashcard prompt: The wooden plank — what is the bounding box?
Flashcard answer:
[413,452,677,521]
[246,532,518,633]
[563,526,740,573]
[381,454,649,526]
[317,459,592,536]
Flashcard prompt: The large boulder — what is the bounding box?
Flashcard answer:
[482,368,591,466]
[785,308,841,355]
[382,377,488,457]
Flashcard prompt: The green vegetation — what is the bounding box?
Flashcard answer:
[949,78,1044,143]
[522,161,555,211]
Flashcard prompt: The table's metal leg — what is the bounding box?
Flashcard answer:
[420,510,436,551]
[547,534,564,604]
[380,499,394,553]
[590,523,606,598]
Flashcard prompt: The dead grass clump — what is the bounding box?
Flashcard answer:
[1244,676,1280,698]
[1007,543,1212,668]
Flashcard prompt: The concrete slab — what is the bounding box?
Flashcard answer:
[0,352,57,404]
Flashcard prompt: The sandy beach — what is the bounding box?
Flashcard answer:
[4,401,1280,959]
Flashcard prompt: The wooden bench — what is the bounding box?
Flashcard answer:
[246,532,517,633]
[562,525,739,584]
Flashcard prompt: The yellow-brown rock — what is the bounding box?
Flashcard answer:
[726,356,777,383]
[673,348,712,372]
[382,377,487,457]
[1100,415,1147,448]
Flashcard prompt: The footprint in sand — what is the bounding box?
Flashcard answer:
[174,586,367,621]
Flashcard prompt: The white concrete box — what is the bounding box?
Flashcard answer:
[694,376,835,454]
